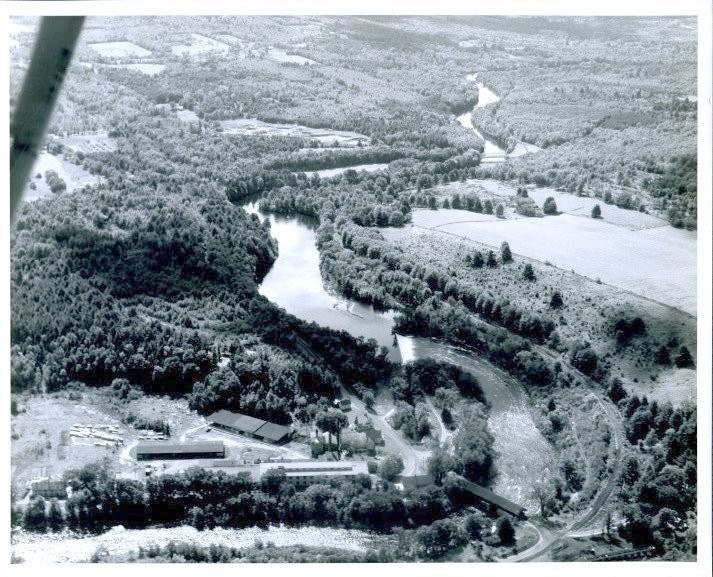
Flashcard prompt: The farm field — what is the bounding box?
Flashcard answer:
[57,131,117,154]
[106,63,165,76]
[22,151,100,202]
[171,33,230,56]
[267,47,318,65]
[87,41,151,58]
[304,163,389,179]
[220,118,369,146]
[410,209,695,315]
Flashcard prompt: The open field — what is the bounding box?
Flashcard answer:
[11,524,377,563]
[304,163,389,179]
[412,209,695,315]
[22,151,101,202]
[57,131,117,154]
[176,109,200,123]
[11,394,127,492]
[88,41,151,58]
[172,33,230,56]
[268,47,318,65]
[106,63,165,76]
[220,118,369,146]
[381,213,696,404]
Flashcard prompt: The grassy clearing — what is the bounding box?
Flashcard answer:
[268,47,318,65]
[11,393,126,491]
[88,41,151,58]
[380,218,696,403]
[23,151,100,202]
[58,132,117,154]
[219,118,369,146]
[106,63,165,76]
[418,211,695,315]
[171,33,230,56]
[307,163,389,178]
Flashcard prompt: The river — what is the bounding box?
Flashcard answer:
[458,74,541,163]
[458,73,507,163]
[246,200,554,511]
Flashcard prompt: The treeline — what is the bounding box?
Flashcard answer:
[323,223,557,350]
[17,461,502,548]
[255,150,482,227]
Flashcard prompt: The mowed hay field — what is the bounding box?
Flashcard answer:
[417,211,696,316]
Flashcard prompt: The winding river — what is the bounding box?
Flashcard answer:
[246,201,554,512]
[458,74,541,163]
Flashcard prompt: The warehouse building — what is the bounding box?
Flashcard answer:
[207,410,291,444]
[208,459,370,487]
[136,441,226,461]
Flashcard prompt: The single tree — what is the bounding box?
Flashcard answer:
[523,263,535,280]
[379,454,404,482]
[543,197,558,215]
[497,517,515,546]
[483,199,494,215]
[495,203,504,218]
[655,345,671,366]
[486,250,497,268]
[472,251,484,268]
[23,497,47,533]
[674,346,695,368]
[316,409,349,456]
[47,498,64,532]
[427,447,457,484]
[549,291,564,309]
[591,204,602,219]
[363,390,375,411]
[500,241,512,263]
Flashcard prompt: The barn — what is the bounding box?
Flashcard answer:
[136,441,226,461]
[207,410,291,444]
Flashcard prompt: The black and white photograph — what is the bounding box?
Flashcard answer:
[6,0,711,571]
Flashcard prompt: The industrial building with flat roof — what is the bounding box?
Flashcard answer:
[136,441,226,461]
[209,459,370,486]
[207,410,291,444]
